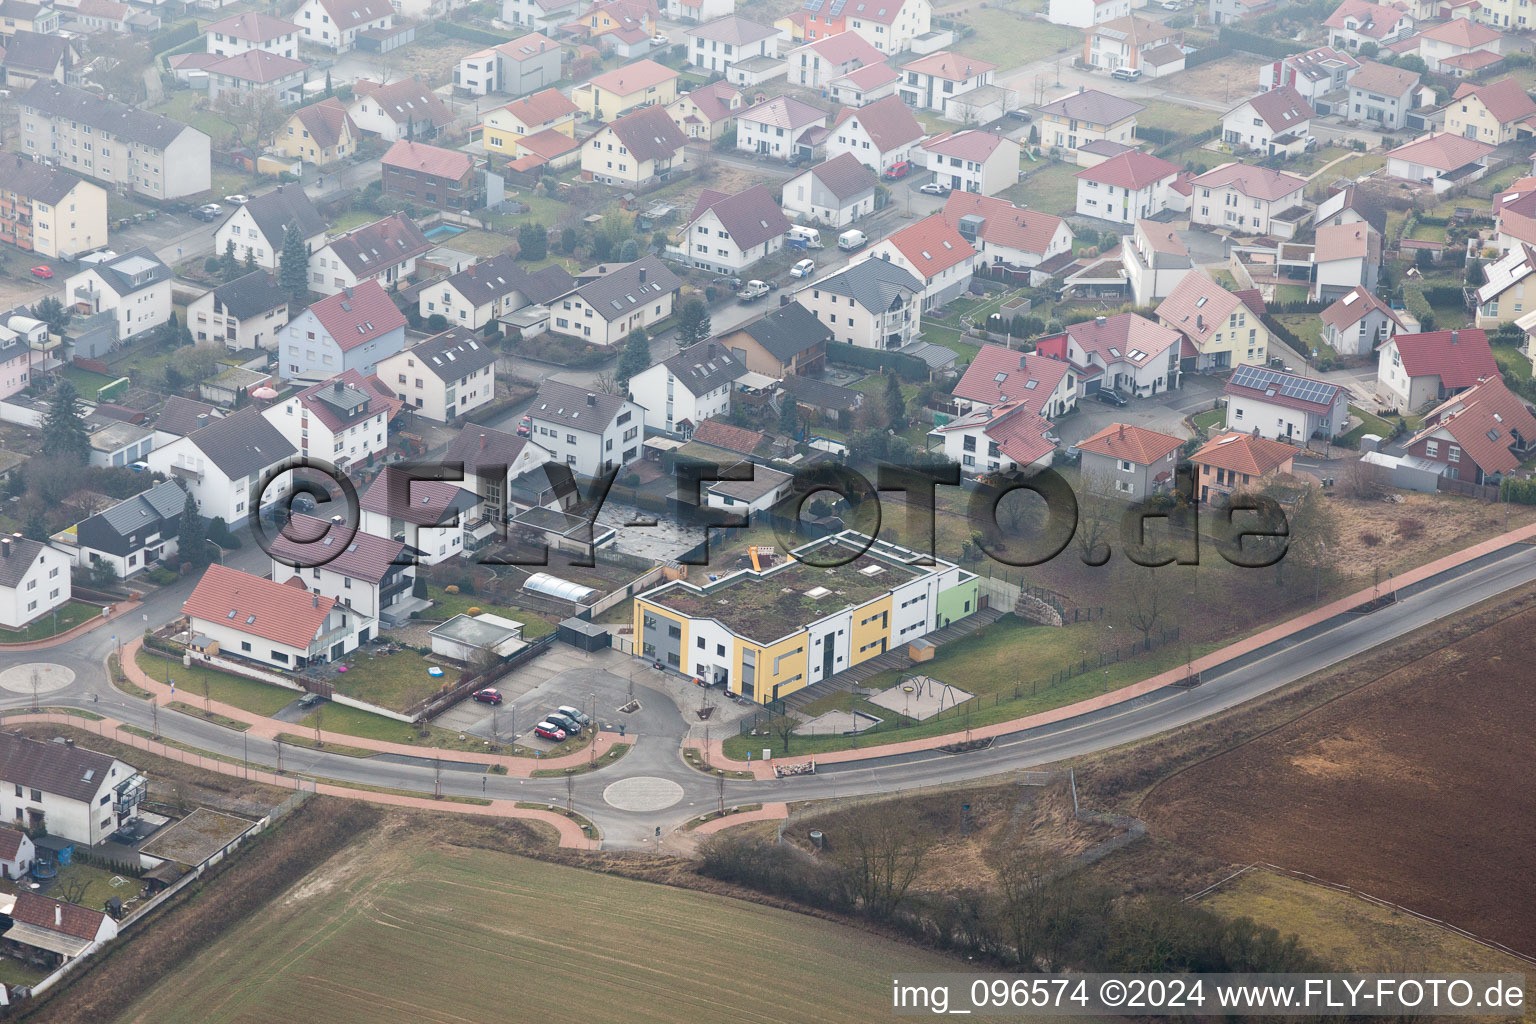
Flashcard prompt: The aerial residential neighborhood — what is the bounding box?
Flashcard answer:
[0,0,1532,1016]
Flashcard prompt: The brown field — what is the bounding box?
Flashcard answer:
[1142,603,1536,955]
[1158,55,1273,104]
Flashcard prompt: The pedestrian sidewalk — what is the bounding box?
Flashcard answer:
[4,712,593,848]
[0,594,142,651]
[118,639,612,778]
[699,520,1536,774]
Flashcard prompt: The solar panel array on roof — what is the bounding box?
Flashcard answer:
[1229,364,1337,406]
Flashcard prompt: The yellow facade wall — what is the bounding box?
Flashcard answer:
[849,595,893,668]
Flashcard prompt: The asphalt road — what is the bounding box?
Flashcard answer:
[3,532,1534,849]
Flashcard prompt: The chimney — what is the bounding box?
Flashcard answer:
[1196,314,1205,332]
[1118,423,1125,441]
[343,286,353,300]
[331,514,343,524]
[196,414,208,428]
[478,432,487,451]
[313,593,319,608]
[55,905,61,928]
[1095,315,1106,325]
[1019,354,1028,369]
[1,538,10,558]
[586,393,597,406]
[639,267,647,284]
[1451,330,1459,344]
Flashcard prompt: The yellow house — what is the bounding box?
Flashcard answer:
[666,81,743,142]
[273,98,358,167]
[572,58,679,118]
[630,532,977,704]
[580,105,689,187]
[1155,270,1272,372]
[480,87,579,157]
[0,156,108,260]
[1036,88,1145,157]
[584,0,657,41]
[1445,79,1536,146]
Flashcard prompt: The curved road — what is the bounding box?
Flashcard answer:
[5,543,1534,849]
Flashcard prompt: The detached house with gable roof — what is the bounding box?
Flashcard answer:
[1225,363,1348,442]
[481,87,579,156]
[1321,286,1402,356]
[921,131,1019,197]
[549,254,681,346]
[786,30,884,89]
[1416,19,1504,75]
[800,257,923,350]
[1083,15,1181,74]
[736,94,829,161]
[1075,423,1183,499]
[0,536,71,630]
[932,400,1057,475]
[1038,312,1182,396]
[952,345,1076,418]
[1324,0,1413,51]
[419,252,574,329]
[187,270,290,351]
[0,732,143,847]
[629,338,742,435]
[268,513,416,626]
[263,369,393,466]
[1445,78,1536,146]
[1189,162,1308,236]
[1385,132,1494,193]
[204,49,308,105]
[897,50,996,114]
[66,479,187,579]
[294,0,393,52]
[308,212,432,295]
[348,78,454,143]
[64,248,170,341]
[145,407,298,524]
[214,182,326,272]
[279,278,407,381]
[941,191,1073,281]
[718,301,833,377]
[184,564,366,668]
[1313,221,1382,302]
[798,0,933,55]
[781,152,878,226]
[1038,88,1143,157]
[1260,46,1361,103]
[1074,150,1182,223]
[572,58,679,118]
[829,61,899,107]
[1377,328,1497,412]
[358,466,478,564]
[275,97,359,166]
[860,213,977,309]
[205,12,301,59]
[667,80,745,142]
[527,379,645,477]
[684,183,791,274]
[1401,376,1536,485]
[581,104,690,187]
[442,425,568,532]
[375,327,498,422]
[1156,270,1271,372]
[1192,431,1298,503]
[1221,86,1314,156]
[687,14,779,76]
[380,139,480,211]
[1123,219,1192,306]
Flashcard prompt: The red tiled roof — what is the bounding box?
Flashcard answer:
[900,50,996,80]
[182,564,337,648]
[1154,272,1249,349]
[1387,131,1494,171]
[984,403,1056,467]
[1438,51,1502,72]
[0,825,24,860]
[518,127,581,159]
[832,94,922,154]
[12,892,107,942]
[953,346,1070,410]
[1189,162,1307,201]
[1346,59,1419,97]
[308,279,406,353]
[1410,376,1536,476]
[267,513,408,585]
[1066,312,1181,367]
[692,418,766,455]
[876,214,977,278]
[1244,86,1314,132]
[922,129,1005,163]
[940,192,1064,257]
[205,49,307,83]
[674,80,741,123]
[587,57,676,96]
[1386,329,1497,388]
[496,87,578,128]
[1191,431,1297,476]
[1323,0,1408,39]
[381,139,473,181]
[1074,150,1181,190]
[1419,18,1501,47]
[293,97,356,151]
[835,61,898,89]
[1450,77,1536,124]
[792,30,883,67]
[1076,422,1183,465]
[1315,222,1380,263]
[290,369,386,434]
[1320,286,1402,330]
[205,11,299,41]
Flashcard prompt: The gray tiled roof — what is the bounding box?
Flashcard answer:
[83,248,170,297]
[781,373,864,411]
[92,480,188,539]
[529,379,628,431]
[661,339,742,399]
[0,154,79,206]
[181,407,296,480]
[211,271,288,321]
[0,537,51,589]
[21,80,201,150]
[1036,89,1144,126]
[444,424,529,474]
[409,327,499,381]
[569,255,680,323]
[739,301,832,361]
[235,183,326,248]
[156,397,222,437]
[811,258,921,315]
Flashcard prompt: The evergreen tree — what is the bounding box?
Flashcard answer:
[279,222,309,308]
[41,380,90,464]
[618,238,638,261]
[778,395,800,437]
[883,371,906,427]
[220,239,241,280]
[23,509,47,542]
[178,492,212,571]
[676,298,712,349]
[29,296,69,337]
[615,327,651,386]
[163,365,186,392]
[324,70,333,97]
[243,247,257,272]
[517,222,547,261]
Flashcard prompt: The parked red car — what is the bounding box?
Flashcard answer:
[29,266,52,279]
[516,414,532,438]
[472,688,503,705]
[533,721,566,741]
[882,161,912,181]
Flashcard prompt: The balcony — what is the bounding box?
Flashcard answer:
[114,773,147,815]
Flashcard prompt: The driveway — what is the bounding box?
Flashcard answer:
[1054,374,1225,446]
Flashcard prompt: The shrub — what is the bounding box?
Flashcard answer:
[1396,518,1425,540]
[1360,531,1381,547]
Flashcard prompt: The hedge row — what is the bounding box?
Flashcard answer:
[151,20,200,55]
[432,21,507,45]
[1185,43,1235,69]
[1501,476,1536,504]
[1218,26,1305,59]
[827,341,930,381]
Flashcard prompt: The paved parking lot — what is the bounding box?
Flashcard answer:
[1055,374,1225,447]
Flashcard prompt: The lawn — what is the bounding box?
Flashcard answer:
[1341,403,1396,447]
[51,860,135,915]
[136,651,298,716]
[424,585,556,638]
[921,323,978,364]
[950,7,1080,67]
[1272,312,1328,359]
[0,600,101,642]
[328,209,379,234]
[112,845,967,1024]
[58,364,117,400]
[149,90,235,145]
[998,160,1080,219]
[326,648,453,713]
[1192,406,1226,434]
[1135,100,1213,137]
[1493,339,1531,381]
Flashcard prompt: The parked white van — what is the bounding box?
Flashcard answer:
[838,229,867,251]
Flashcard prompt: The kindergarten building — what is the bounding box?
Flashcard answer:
[632,531,978,704]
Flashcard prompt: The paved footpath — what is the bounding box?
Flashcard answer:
[121,638,613,778]
[696,520,1536,779]
[0,595,143,653]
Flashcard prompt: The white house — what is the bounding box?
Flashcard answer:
[1344,60,1420,130]
[0,826,36,880]
[896,51,996,115]
[1123,219,1192,307]
[64,480,187,580]
[187,271,290,351]
[1324,0,1413,51]
[0,732,143,846]
[1073,150,1183,224]
[454,31,562,97]
[267,513,415,625]
[629,338,742,435]
[443,425,570,529]
[921,131,1019,196]
[735,94,828,161]
[951,345,1076,418]
[346,78,455,143]
[1056,312,1182,397]
[684,183,791,274]
[687,14,777,74]
[1321,286,1402,357]
[826,94,923,174]
[828,61,899,107]
[580,104,690,187]
[183,564,366,667]
[781,153,878,227]
[64,248,171,342]
[548,255,681,347]
[1416,18,1503,74]
[526,379,645,477]
[358,466,479,565]
[785,31,885,89]
[941,191,1073,281]
[419,253,575,330]
[263,370,393,468]
[1220,86,1313,156]
[799,257,924,350]
[204,12,301,59]
[278,279,407,382]
[1377,328,1497,413]
[501,0,582,32]
[213,182,326,272]
[1047,0,1131,29]
[706,463,793,516]
[308,213,432,296]
[1385,132,1493,194]
[375,327,498,422]
[1224,363,1349,442]
[0,536,71,630]
[808,0,932,54]
[1312,222,1381,303]
[931,401,1056,475]
[145,407,297,524]
[1188,162,1308,236]
[293,0,393,53]
[860,213,977,310]
[1259,46,1360,104]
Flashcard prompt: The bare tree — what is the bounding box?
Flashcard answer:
[1114,563,1165,647]
[312,707,324,748]
[592,371,622,395]
[53,875,90,907]
[214,91,286,148]
[1074,470,1120,567]
[766,714,796,755]
[830,801,931,918]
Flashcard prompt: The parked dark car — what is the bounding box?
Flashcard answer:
[546,711,583,735]
[1095,389,1129,407]
[472,688,503,705]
